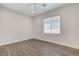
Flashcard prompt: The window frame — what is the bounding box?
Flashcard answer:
[43,16,60,34]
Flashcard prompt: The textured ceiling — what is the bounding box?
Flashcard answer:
[1,3,66,16]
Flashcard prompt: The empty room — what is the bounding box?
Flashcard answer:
[0,3,79,56]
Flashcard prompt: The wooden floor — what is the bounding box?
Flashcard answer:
[0,39,79,56]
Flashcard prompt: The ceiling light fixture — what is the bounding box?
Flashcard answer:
[30,3,47,14]
[42,4,47,7]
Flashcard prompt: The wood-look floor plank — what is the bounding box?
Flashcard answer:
[0,39,79,56]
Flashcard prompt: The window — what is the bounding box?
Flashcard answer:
[43,16,60,34]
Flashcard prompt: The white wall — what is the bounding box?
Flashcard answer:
[0,6,32,46]
[33,4,79,49]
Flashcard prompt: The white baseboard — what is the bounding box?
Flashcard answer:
[0,37,79,50]
[0,38,32,46]
[34,38,79,50]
